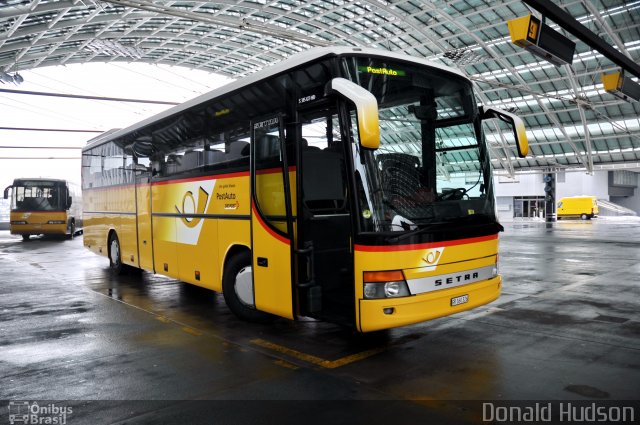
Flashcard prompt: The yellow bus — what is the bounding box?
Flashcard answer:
[82,47,527,332]
[3,178,81,240]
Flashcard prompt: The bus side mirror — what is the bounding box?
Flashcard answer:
[481,106,529,158]
[325,78,380,150]
[3,186,11,199]
[67,196,73,208]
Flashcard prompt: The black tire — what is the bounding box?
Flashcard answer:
[108,233,125,275]
[22,234,30,241]
[580,213,588,220]
[222,251,273,323]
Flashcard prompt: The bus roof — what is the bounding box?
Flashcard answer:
[560,196,597,199]
[13,178,67,184]
[83,46,466,151]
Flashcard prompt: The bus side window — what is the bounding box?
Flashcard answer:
[227,140,249,159]
[203,149,226,165]
[181,150,202,171]
[302,149,345,212]
[221,129,251,169]
[165,154,183,175]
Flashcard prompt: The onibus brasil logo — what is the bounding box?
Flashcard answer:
[8,401,73,424]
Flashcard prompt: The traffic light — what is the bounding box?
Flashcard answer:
[543,174,554,201]
[543,173,555,221]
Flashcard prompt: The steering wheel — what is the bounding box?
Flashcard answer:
[437,188,468,201]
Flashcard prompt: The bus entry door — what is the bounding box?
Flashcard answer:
[296,108,354,326]
[250,115,295,319]
[135,169,154,271]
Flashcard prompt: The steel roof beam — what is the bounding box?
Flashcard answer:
[580,0,630,56]
[411,0,588,169]
[522,0,640,79]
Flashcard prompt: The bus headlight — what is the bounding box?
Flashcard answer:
[363,270,411,299]
[47,220,65,224]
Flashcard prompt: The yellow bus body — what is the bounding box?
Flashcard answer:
[80,47,520,332]
[557,196,599,220]
[6,178,80,239]
[84,170,500,331]
[84,172,252,291]
[355,235,499,332]
[10,211,69,236]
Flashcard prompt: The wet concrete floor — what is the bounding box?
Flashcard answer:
[0,218,639,423]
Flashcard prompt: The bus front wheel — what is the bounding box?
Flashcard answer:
[108,233,125,274]
[580,213,588,220]
[222,251,273,323]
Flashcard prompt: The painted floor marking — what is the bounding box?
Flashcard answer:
[250,338,386,369]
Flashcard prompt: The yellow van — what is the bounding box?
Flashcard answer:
[557,196,599,220]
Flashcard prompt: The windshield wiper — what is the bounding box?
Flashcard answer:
[441,213,503,230]
[441,212,491,223]
[385,222,446,243]
[385,213,502,243]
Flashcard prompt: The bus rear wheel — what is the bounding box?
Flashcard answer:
[222,251,273,323]
[22,234,30,241]
[580,213,588,220]
[108,233,125,274]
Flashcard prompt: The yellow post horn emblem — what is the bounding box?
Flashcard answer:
[175,187,209,228]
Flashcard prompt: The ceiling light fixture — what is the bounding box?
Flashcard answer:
[0,70,24,85]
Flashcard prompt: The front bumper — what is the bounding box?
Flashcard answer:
[358,275,501,332]
[10,223,67,236]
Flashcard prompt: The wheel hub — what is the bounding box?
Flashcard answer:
[110,239,120,265]
[234,266,254,307]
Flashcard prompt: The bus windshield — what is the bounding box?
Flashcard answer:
[11,181,64,212]
[342,57,495,233]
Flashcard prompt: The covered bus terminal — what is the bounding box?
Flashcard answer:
[1,0,640,423]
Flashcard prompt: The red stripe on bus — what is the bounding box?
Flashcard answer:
[252,201,290,245]
[256,166,297,176]
[354,234,498,252]
[152,171,249,186]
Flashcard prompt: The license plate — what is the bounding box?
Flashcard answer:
[451,294,469,306]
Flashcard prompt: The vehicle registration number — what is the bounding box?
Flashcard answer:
[451,294,469,306]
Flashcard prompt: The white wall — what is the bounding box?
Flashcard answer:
[611,189,640,214]
[493,170,613,221]
[496,196,514,222]
[556,171,609,200]
[494,171,610,200]
[493,173,544,196]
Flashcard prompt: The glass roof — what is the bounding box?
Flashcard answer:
[1,0,639,174]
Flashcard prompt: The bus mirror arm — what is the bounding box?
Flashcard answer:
[480,106,529,158]
[3,185,11,199]
[325,78,380,150]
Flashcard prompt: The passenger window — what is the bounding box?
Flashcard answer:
[300,113,347,212]
[253,115,288,235]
